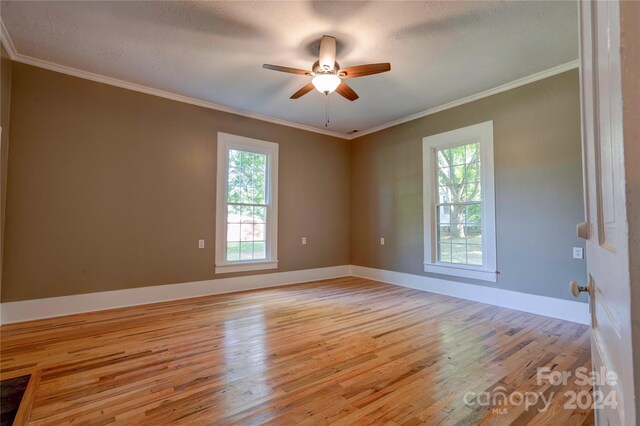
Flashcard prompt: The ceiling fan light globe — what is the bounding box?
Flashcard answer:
[312,74,341,94]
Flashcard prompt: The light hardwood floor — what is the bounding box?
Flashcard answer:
[0,277,593,425]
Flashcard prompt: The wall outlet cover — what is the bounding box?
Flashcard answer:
[572,247,583,259]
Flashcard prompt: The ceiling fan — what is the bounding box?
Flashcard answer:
[262,35,391,101]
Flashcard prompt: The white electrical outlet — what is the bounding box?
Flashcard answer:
[302,237,307,245]
[573,247,583,259]
[380,237,385,245]
[198,239,205,249]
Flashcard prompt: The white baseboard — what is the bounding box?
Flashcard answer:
[0,265,351,324]
[0,264,590,326]
[351,266,590,325]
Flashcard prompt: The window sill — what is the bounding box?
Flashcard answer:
[215,260,278,274]
[424,263,497,282]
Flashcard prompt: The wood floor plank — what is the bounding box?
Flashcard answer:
[0,277,593,425]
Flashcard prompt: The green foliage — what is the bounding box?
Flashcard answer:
[227,149,267,204]
[437,143,481,202]
[465,204,481,226]
[227,205,266,224]
[436,142,483,266]
[226,149,268,262]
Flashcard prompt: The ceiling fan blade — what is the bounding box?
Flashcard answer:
[335,81,359,101]
[290,82,315,99]
[318,35,337,71]
[339,63,391,78]
[263,64,312,76]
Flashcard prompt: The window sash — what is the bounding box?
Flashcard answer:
[224,147,270,263]
[436,204,483,266]
[225,201,269,263]
[435,201,481,207]
[433,142,484,267]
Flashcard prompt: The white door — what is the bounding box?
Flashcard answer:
[577,1,635,425]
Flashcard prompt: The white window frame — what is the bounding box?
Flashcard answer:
[422,121,497,282]
[215,132,278,274]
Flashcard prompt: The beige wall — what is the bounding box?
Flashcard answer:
[1,60,587,304]
[0,44,12,294]
[1,62,350,302]
[351,70,587,301]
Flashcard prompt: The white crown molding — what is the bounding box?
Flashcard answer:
[1,17,578,140]
[351,60,580,139]
[351,266,590,325]
[0,20,349,140]
[0,19,17,58]
[11,54,352,140]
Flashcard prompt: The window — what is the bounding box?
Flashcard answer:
[422,121,497,281]
[216,133,278,274]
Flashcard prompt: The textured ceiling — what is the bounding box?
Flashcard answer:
[1,1,578,135]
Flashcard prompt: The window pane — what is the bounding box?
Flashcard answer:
[467,233,482,246]
[449,224,466,244]
[227,167,241,203]
[449,204,465,224]
[240,151,253,171]
[451,165,466,185]
[466,222,482,232]
[438,243,452,263]
[253,224,265,241]
[240,241,253,260]
[227,205,242,224]
[253,241,266,259]
[239,167,254,204]
[438,145,467,167]
[463,182,481,202]
[240,224,253,241]
[465,162,480,183]
[254,152,266,170]
[229,149,242,169]
[465,143,480,163]
[251,171,267,204]
[437,169,448,186]
[467,245,483,265]
[438,180,481,202]
[438,165,467,186]
[437,206,450,224]
[466,215,482,246]
[227,224,240,242]
[438,186,452,204]
[437,150,449,169]
[438,224,451,242]
[227,150,268,205]
[227,242,240,261]
[253,206,266,223]
[465,204,481,224]
[451,244,467,263]
[240,205,253,223]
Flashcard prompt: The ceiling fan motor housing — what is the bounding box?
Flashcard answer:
[312,60,340,75]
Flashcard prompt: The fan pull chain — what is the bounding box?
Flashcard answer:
[325,93,330,127]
